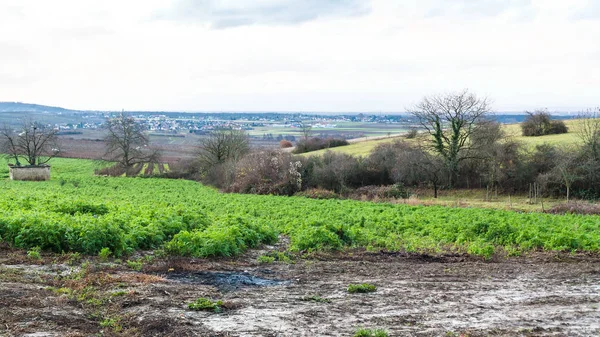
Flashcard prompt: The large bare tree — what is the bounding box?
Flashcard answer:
[103,112,159,175]
[408,89,492,186]
[198,128,250,167]
[0,120,60,166]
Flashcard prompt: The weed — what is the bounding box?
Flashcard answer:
[98,247,111,262]
[110,290,128,297]
[187,297,224,313]
[27,247,41,260]
[126,260,143,271]
[258,251,295,264]
[353,328,389,337]
[301,295,331,303]
[100,316,123,332]
[348,283,377,293]
[257,255,275,264]
[66,252,82,266]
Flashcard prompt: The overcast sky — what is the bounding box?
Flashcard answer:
[0,0,599,112]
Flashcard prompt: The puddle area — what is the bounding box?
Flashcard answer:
[165,270,290,291]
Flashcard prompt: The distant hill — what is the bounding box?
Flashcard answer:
[0,102,77,113]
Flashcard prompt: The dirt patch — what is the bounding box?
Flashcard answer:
[165,270,290,292]
[1,250,599,336]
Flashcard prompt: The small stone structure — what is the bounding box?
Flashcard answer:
[8,165,51,181]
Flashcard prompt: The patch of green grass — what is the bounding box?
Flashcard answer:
[353,327,389,337]
[187,297,224,313]
[348,283,377,293]
[300,295,331,303]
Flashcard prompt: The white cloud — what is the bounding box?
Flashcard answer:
[0,0,598,112]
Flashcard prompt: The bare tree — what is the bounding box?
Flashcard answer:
[408,89,492,187]
[0,119,60,166]
[577,107,600,160]
[198,128,250,167]
[551,148,579,202]
[103,112,159,175]
[299,121,313,140]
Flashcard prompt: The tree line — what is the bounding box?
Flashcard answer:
[1,90,599,201]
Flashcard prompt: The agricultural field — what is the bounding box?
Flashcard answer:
[1,158,599,336]
[305,119,583,158]
[248,122,410,138]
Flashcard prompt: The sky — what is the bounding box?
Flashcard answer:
[0,0,599,112]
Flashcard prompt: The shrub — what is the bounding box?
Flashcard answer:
[546,202,600,215]
[521,110,568,136]
[293,137,349,154]
[279,140,293,148]
[227,151,303,196]
[405,128,418,139]
[347,283,377,293]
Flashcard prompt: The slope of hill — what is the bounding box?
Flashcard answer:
[0,102,76,113]
[300,119,583,157]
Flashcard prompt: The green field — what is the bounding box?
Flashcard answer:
[299,136,405,157]
[305,119,582,157]
[1,158,599,259]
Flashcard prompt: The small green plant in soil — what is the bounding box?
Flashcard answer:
[27,247,41,260]
[301,295,331,303]
[257,255,275,264]
[348,283,377,293]
[188,297,224,313]
[257,251,295,264]
[98,247,111,262]
[126,259,143,271]
[353,328,389,337]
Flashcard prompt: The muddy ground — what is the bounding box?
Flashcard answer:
[0,244,599,337]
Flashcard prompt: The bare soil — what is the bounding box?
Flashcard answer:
[1,246,599,337]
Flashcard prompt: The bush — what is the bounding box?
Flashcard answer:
[293,137,349,154]
[348,184,411,200]
[405,128,418,139]
[279,140,293,148]
[546,202,600,215]
[521,110,568,136]
[227,151,303,196]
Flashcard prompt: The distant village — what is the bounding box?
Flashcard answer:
[49,111,406,135]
